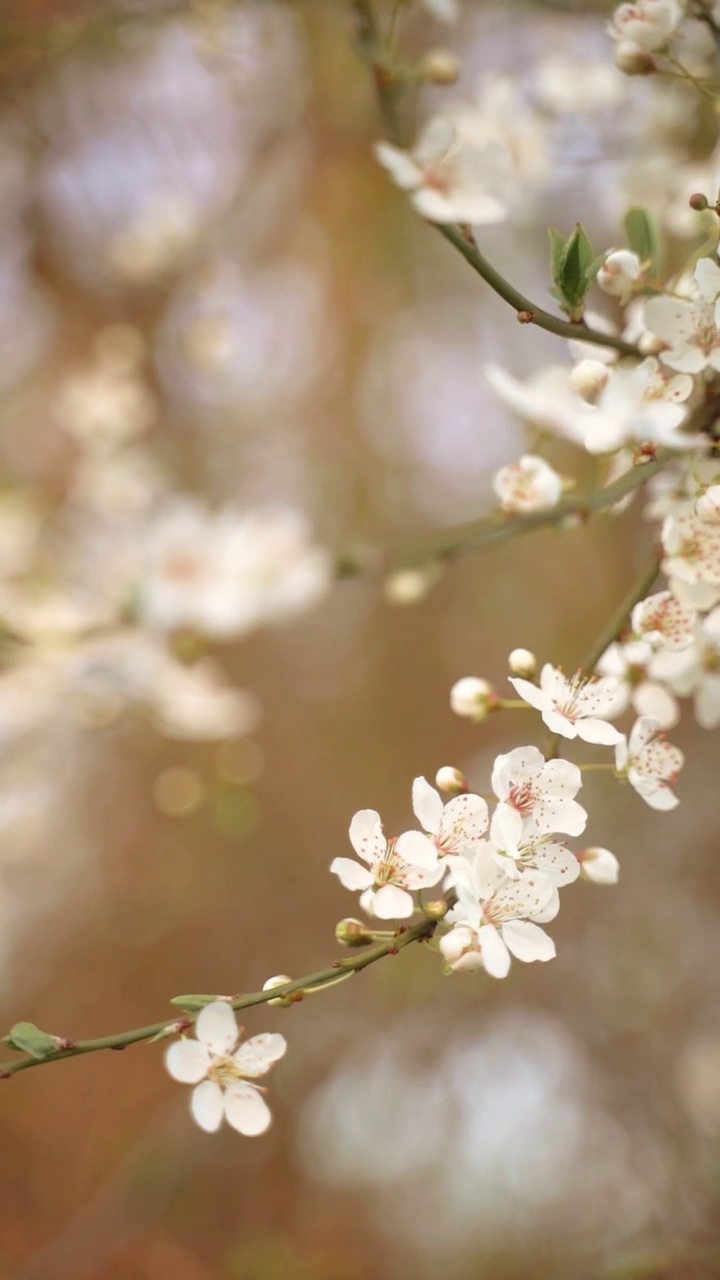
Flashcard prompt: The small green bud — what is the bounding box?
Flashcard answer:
[169,994,221,1012]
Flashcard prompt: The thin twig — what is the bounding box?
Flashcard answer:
[0,914,438,1079]
[393,451,670,569]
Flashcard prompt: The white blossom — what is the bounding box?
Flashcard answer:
[490,746,587,844]
[631,590,697,649]
[397,776,489,864]
[609,0,684,51]
[650,607,720,728]
[509,665,624,744]
[440,851,558,978]
[165,1002,286,1136]
[615,715,684,809]
[579,358,694,455]
[137,500,330,639]
[374,117,511,225]
[644,258,720,374]
[484,823,581,886]
[492,455,563,513]
[485,364,591,446]
[596,639,680,729]
[661,507,720,609]
[330,808,443,919]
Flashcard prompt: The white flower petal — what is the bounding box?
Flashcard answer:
[395,829,439,868]
[330,857,374,890]
[411,776,444,835]
[478,924,511,978]
[233,1033,287,1078]
[191,1079,225,1132]
[501,919,556,963]
[195,1001,239,1056]
[348,809,386,863]
[576,717,623,745]
[165,1038,212,1084]
[223,1081,272,1136]
[372,883,415,918]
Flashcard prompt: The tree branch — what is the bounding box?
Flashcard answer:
[392,450,670,569]
[0,913,439,1079]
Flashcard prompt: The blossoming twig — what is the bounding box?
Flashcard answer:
[0,913,439,1079]
[437,225,643,358]
[545,547,661,759]
[353,0,642,359]
[394,451,670,569]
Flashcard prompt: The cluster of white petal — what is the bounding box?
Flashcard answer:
[331,749,596,979]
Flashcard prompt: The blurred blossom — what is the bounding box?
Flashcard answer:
[54,337,157,450]
[33,9,308,291]
[300,1012,657,1255]
[156,257,336,417]
[136,499,331,640]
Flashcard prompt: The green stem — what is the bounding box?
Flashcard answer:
[438,226,642,358]
[394,451,670,569]
[577,546,661,678]
[352,0,642,359]
[0,914,438,1079]
[545,546,661,759]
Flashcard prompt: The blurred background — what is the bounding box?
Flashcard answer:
[1,1,720,1277]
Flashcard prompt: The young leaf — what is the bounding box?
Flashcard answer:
[4,1021,58,1059]
[623,206,663,274]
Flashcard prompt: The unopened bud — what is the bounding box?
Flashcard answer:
[569,358,610,402]
[263,974,295,1006]
[508,647,537,679]
[335,918,372,947]
[420,49,460,85]
[596,249,642,303]
[424,897,450,921]
[638,330,664,356]
[383,562,441,605]
[449,676,497,721]
[577,846,620,885]
[696,484,720,522]
[689,192,709,212]
[615,41,656,75]
[435,765,468,795]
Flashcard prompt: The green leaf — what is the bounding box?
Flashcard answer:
[548,224,596,320]
[3,1021,58,1059]
[623,206,663,274]
[169,995,221,1012]
[548,227,567,283]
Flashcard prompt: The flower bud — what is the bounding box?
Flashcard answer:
[689,192,709,212]
[696,484,720,523]
[576,846,620,885]
[638,330,664,356]
[569,358,610,402]
[615,41,656,75]
[449,676,497,721]
[435,765,468,795]
[424,897,450,921]
[596,250,642,304]
[420,49,460,85]
[508,647,537,679]
[263,974,295,1006]
[335,918,372,947]
[383,562,441,605]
